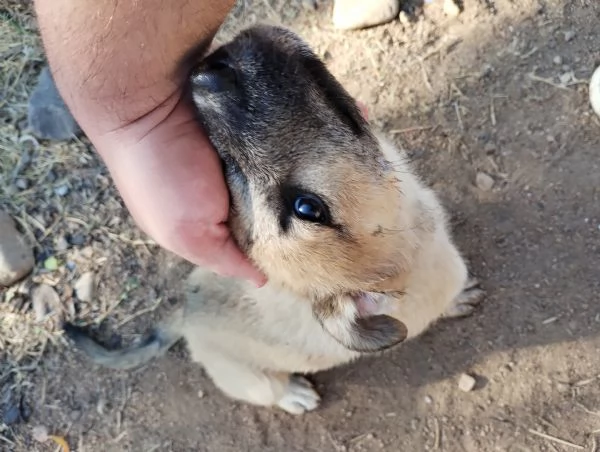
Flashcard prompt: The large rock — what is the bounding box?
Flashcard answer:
[0,211,35,286]
[27,66,80,141]
[332,0,400,30]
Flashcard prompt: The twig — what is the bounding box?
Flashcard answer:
[420,59,433,93]
[325,430,347,452]
[365,46,382,83]
[94,298,126,325]
[576,401,600,418]
[454,102,464,131]
[390,126,433,135]
[591,435,598,452]
[573,375,600,387]
[490,96,497,126]
[433,417,441,449]
[528,71,572,91]
[111,431,127,444]
[0,435,15,446]
[116,297,164,328]
[527,428,585,450]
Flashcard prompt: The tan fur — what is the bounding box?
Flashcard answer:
[65,25,484,415]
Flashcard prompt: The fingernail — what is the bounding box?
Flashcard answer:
[254,275,268,288]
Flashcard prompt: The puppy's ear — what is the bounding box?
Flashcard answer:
[313,292,407,353]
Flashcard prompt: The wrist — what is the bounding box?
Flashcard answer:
[33,0,235,136]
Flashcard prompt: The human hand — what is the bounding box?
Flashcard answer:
[33,0,266,285]
[98,93,267,286]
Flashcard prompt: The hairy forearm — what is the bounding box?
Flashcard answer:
[33,0,234,139]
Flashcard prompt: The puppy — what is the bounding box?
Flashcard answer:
[65,25,484,415]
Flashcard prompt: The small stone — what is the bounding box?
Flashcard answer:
[424,395,433,404]
[197,390,205,399]
[332,0,400,30]
[96,398,106,415]
[476,172,494,191]
[483,142,496,154]
[559,71,574,85]
[302,0,318,10]
[0,211,35,286]
[589,65,600,118]
[74,271,96,303]
[458,373,477,392]
[55,235,69,252]
[398,11,410,26]
[443,0,461,16]
[27,66,80,141]
[32,425,50,443]
[31,283,61,322]
[564,30,575,42]
[2,403,21,426]
[68,232,87,246]
[15,178,29,190]
[480,64,493,78]
[553,55,563,65]
[54,184,70,197]
[43,256,59,271]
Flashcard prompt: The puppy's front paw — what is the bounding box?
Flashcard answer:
[276,376,320,415]
[444,278,485,318]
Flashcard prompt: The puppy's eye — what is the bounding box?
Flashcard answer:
[293,195,328,223]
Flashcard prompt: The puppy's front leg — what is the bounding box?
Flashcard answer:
[198,351,320,415]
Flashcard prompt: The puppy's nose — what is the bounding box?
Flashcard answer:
[192,56,238,93]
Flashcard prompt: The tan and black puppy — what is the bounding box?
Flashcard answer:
[65,25,484,415]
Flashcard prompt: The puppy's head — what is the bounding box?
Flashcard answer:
[189,25,416,352]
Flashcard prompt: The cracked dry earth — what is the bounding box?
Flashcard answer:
[2,0,600,451]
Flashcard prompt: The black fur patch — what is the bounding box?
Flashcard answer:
[349,315,408,353]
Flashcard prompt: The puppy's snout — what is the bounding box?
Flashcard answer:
[192,51,238,93]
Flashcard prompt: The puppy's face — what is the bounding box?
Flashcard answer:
[190,26,414,352]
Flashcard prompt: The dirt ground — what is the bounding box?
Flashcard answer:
[1,0,600,451]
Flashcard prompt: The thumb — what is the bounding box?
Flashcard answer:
[171,221,267,287]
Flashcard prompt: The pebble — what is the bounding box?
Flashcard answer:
[27,66,79,141]
[55,235,69,252]
[197,390,205,399]
[32,425,50,442]
[0,211,35,286]
[74,271,96,303]
[68,232,87,246]
[553,55,563,65]
[332,0,400,30]
[443,0,461,16]
[15,178,29,190]
[458,373,477,392]
[589,65,600,118]
[564,30,576,42]
[2,403,21,425]
[31,283,61,322]
[301,0,318,10]
[54,184,70,197]
[483,142,496,154]
[398,10,410,25]
[476,172,495,191]
[559,71,574,85]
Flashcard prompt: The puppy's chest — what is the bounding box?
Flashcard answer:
[251,290,360,371]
